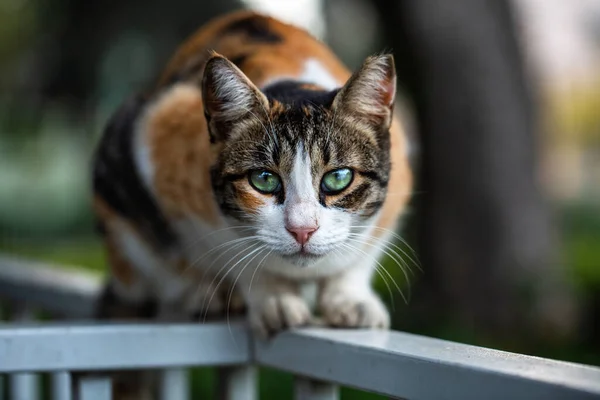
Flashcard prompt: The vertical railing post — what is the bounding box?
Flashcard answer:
[159,368,189,400]
[216,366,258,400]
[1,303,4,400]
[294,377,339,400]
[52,371,72,400]
[9,303,40,400]
[73,375,111,400]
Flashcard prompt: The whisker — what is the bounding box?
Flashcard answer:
[349,226,421,271]
[192,239,260,314]
[346,236,412,299]
[181,225,256,253]
[198,238,261,285]
[202,243,266,321]
[226,246,267,348]
[347,233,415,276]
[187,235,261,272]
[197,238,259,289]
[338,242,405,307]
[338,242,398,309]
[248,249,272,295]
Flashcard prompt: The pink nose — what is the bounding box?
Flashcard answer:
[286,226,318,246]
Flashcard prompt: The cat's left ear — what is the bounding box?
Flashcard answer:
[332,54,396,130]
[202,53,270,142]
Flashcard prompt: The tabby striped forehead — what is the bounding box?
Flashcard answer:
[211,90,391,220]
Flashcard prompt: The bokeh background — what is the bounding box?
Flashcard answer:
[1,0,599,398]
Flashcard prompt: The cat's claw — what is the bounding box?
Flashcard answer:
[320,291,390,329]
[249,293,311,338]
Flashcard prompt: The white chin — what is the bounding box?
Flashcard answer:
[280,251,324,267]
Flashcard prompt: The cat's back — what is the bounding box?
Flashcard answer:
[158,11,351,90]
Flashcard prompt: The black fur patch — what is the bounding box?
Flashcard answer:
[95,282,158,320]
[362,200,384,218]
[224,16,282,43]
[229,53,249,68]
[332,182,371,209]
[263,81,340,108]
[358,170,388,187]
[92,94,178,252]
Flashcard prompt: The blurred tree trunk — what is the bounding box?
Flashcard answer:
[372,0,579,341]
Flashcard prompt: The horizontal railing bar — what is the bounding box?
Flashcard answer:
[2,255,600,399]
[0,256,100,318]
[255,328,600,400]
[0,322,250,373]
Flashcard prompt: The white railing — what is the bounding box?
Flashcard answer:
[1,255,600,400]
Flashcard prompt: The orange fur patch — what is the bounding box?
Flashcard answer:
[142,84,221,226]
[235,181,266,214]
[158,11,350,89]
[373,118,412,236]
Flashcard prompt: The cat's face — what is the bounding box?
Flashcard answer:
[203,54,396,266]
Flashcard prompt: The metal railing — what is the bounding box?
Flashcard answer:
[1,255,600,400]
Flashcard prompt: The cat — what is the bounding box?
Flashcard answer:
[93,10,413,339]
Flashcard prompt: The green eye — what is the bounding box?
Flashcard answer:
[321,168,354,194]
[249,170,281,194]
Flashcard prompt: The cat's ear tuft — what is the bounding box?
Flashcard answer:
[333,54,396,129]
[202,53,269,142]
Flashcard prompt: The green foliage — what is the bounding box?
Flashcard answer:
[0,0,38,62]
[0,237,106,274]
[560,201,600,288]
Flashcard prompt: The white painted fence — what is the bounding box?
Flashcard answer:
[1,255,600,400]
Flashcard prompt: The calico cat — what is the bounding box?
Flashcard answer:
[93,10,413,338]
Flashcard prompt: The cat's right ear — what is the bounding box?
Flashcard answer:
[201,53,269,143]
[332,54,396,131]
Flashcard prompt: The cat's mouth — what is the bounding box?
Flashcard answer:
[281,249,325,265]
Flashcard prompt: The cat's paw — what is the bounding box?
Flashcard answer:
[249,293,311,338]
[320,290,390,329]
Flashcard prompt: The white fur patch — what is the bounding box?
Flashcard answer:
[113,222,187,302]
[285,144,318,228]
[261,58,341,91]
[133,121,154,193]
[298,59,341,90]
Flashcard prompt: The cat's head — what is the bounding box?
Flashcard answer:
[202,53,396,267]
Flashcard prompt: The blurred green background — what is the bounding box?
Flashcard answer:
[1,0,600,398]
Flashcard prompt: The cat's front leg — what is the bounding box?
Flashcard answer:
[244,273,311,337]
[319,265,390,329]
